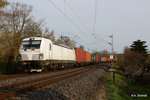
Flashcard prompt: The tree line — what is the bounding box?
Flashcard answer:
[1,1,149,80]
[118,40,150,82]
[0,1,83,75]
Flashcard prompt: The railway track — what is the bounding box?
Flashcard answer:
[0,67,75,81]
[0,67,87,88]
[0,67,88,90]
[0,66,96,100]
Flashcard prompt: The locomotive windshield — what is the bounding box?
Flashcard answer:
[20,40,41,50]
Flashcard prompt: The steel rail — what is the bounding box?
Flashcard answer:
[0,67,96,100]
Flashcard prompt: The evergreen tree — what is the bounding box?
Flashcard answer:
[120,40,149,81]
[130,40,148,57]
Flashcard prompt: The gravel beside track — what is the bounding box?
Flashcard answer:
[9,65,108,100]
[0,68,85,88]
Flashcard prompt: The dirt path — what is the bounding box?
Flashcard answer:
[98,85,105,100]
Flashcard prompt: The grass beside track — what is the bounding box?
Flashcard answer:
[103,72,150,100]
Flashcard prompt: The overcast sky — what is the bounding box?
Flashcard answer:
[8,0,150,53]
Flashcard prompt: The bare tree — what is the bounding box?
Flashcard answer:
[0,0,8,30]
[49,30,55,41]
[79,45,84,50]
[120,47,147,82]
[23,20,43,37]
[44,29,55,41]
[0,0,8,8]
[0,2,36,62]
[5,3,32,33]
[92,50,99,55]
[99,50,109,57]
[43,28,55,41]
[0,2,45,74]
[56,35,76,47]
[43,27,49,37]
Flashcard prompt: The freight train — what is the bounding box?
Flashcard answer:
[19,37,115,72]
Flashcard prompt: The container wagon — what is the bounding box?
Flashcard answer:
[99,56,101,62]
[91,54,95,62]
[101,57,107,62]
[95,55,99,62]
[85,51,91,65]
[74,48,86,66]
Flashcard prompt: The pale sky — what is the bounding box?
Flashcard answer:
[8,0,150,53]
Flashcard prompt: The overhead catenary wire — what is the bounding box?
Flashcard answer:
[94,34,111,44]
[47,0,85,35]
[33,9,67,36]
[64,0,91,33]
[93,0,98,35]
[48,0,109,51]
[91,0,112,46]
[34,6,79,43]
[47,0,95,49]
[34,3,85,47]
[92,37,110,49]
[94,33,111,38]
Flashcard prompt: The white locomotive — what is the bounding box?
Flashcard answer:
[19,37,76,72]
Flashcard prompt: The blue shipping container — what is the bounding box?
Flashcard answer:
[99,56,101,62]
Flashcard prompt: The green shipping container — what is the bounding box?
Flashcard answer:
[91,54,95,62]
[101,57,107,62]
[101,57,103,62]
[107,58,109,61]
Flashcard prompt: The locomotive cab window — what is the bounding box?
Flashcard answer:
[49,44,51,50]
[20,40,41,50]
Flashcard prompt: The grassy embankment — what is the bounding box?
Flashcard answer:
[103,71,150,100]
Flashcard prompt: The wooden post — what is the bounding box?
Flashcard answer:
[113,72,115,85]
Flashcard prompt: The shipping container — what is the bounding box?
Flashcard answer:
[74,48,86,62]
[101,57,103,62]
[114,58,116,62]
[109,58,111,62]
[107,58,109,61]
[95,55,99,62]
[99,56,101,62]
[91,54,95,62]
[100,57,107,62]
[85,51,91,62]
[103,57,107,62]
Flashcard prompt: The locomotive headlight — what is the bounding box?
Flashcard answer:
[39,53,44,59]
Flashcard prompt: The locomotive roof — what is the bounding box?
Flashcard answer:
[22,37,44,40]
[22,37,73,50]
[53,42,73,49]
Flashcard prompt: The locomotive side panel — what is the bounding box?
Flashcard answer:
[51,44,75,61]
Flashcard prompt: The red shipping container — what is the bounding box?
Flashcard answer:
[103,57,107,62]
[109,58,111,62]
[85,51,91,62]
[74,48,86,62]
[95,55,99,62]
[113,58,115,62]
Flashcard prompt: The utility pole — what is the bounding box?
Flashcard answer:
[112,34,114,55]
[60,35,63,41]
[109,33,114,55]
[110,33,115,85]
